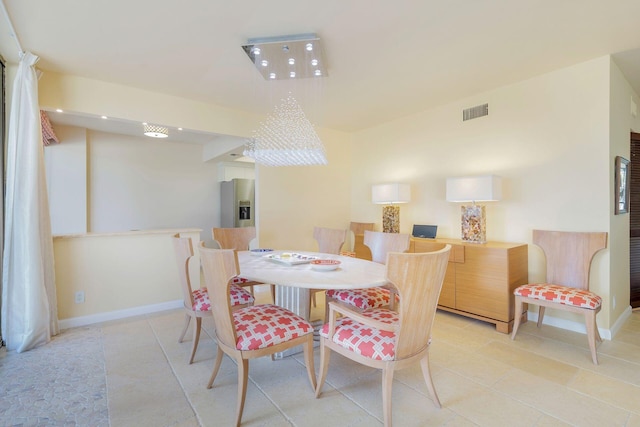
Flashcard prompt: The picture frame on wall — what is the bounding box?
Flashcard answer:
[615,156,630,215]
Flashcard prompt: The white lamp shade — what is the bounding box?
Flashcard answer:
[372,183,411,204]
[446,175,502,202]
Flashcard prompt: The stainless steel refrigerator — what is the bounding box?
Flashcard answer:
[220,178,255,228]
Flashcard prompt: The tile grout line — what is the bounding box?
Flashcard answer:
[147,316,203,427]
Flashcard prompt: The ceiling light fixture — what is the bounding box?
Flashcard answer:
[143,124,169,138]
[242,33,327,80]
[243,94,327,167]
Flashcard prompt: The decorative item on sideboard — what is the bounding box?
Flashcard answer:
[446,175,502,243]
[371,183,410,233]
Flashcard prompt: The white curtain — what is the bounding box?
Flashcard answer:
[1,52,58,352]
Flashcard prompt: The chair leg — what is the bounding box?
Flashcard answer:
[303,336,317,391]
[178,313,191,343]
[584,310,599,365]
[511,297,524,340]
[537,306,546,328]
[419,354,441,408]
[234,358,249,427]
[189,317,202,364]
[207,346,224,389]
[315,340,331,397]
[381,366,395,427]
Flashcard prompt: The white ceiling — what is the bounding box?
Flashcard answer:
[3,0,640,145]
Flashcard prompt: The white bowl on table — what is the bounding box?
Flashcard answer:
[310,259,341,271]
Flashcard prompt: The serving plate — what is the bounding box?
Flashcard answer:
[263,252,319,265]
[311,259,341,271]
[250,248,274,256]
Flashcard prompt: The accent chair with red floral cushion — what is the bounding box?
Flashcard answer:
[325,230,410,319]
[316,247,451,427]
[213,226,275,301]
[173,235,254,365]
[200,246,316,427]
[511,230,607,365]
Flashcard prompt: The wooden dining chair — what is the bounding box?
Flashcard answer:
[310,226,348,311]
[316,246,451,427]
[313,226,347,254]
[349,221,375,259]
[325,230,410,316]
[212,226,273,299]
[200,246,316,426]
[511,230,607,364]
[172,234,254,364]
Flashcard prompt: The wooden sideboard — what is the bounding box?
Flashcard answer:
[409,237,529,333]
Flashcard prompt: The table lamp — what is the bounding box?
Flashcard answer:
[446,175,501,243]
[371,183,411,233]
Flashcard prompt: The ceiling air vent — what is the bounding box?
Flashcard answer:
[463,103,488,121]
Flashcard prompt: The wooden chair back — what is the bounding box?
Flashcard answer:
[199,246,240,351]
[363,230,410,264]
[172,234,195,308]
[533,230,607,290]
[213,226,256,250]
[350,222,375,236]
[386,246,451,359]
[313,227,347,254]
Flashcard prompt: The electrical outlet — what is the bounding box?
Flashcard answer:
[75,291,85,304]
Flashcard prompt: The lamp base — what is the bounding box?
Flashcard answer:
[382,205,400,233]
[461,204,486,243]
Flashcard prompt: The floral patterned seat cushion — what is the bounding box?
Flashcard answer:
[233,304,313,351]
[514,283,601,309]
[325,287,393,310]
[320,309,399,361]
[192,285,254,312]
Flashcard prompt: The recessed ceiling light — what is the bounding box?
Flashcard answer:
[101,116,108,119]
[269,72,276,79]
[252,47,261,55]
[55,108,63,113]
[290,71,296,78]
[288,58,295,65]
[314,70,322,76]
[261,60,268,67]
[311,59,318,66]
[178,127,183,131]
[305,43,313,51]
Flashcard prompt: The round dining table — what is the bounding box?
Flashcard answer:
[237,250,387,358]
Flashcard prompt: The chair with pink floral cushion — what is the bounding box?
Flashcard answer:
[213,226,275,301]
[172,235,254,364]
[325,230,410,317]
[316,246,451,427]
[200,246,316,426]
[511,230,607,364]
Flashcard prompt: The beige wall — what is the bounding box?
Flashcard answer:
[256,126,353,252]
[38,71,260,138]
[44,125,87,234]
[54,229,200,326]
[609,58,640,324]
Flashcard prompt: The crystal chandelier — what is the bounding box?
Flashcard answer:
[244,94,327,167]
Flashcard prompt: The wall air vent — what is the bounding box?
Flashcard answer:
[463,103,489,121]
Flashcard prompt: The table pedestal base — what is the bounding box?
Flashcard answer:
[274,286,313,359]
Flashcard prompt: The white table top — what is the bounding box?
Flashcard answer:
[238,250,387,290]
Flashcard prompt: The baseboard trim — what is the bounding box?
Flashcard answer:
[526,305,632,340]
[58,300,183,330]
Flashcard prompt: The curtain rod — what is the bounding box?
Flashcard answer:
[0,0,24,57]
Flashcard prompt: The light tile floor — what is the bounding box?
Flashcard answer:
[2,287,640,427]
